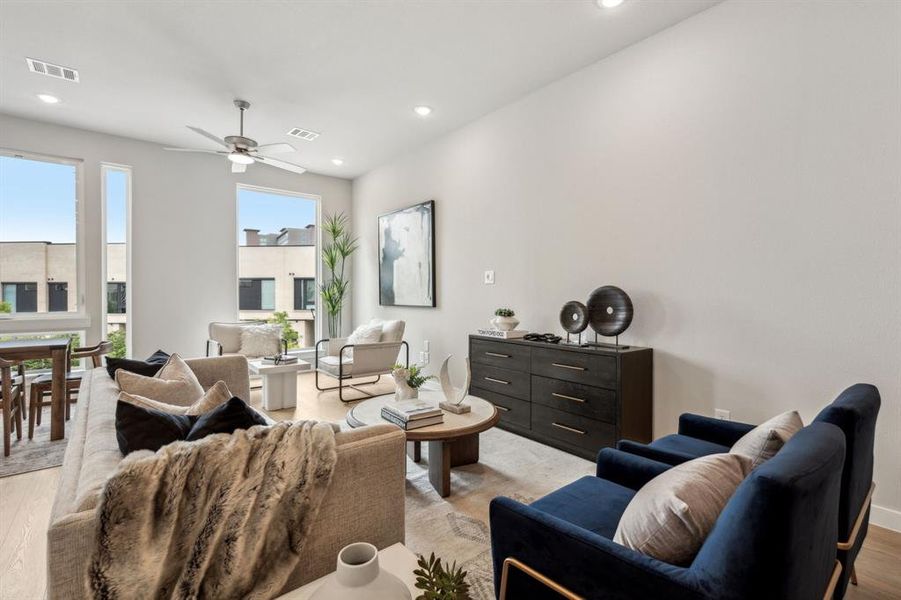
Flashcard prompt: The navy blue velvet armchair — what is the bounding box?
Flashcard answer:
[616,384,880,598]
[489,423,845,600]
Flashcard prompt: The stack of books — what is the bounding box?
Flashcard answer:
[381,400,444,430]
[261,354,299,365]
[476,328,528,339]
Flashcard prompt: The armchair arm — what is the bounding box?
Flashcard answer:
[678,413,755,447]
[616,439,696,466]
[205,339,223,357]
[595,448,673,490]
[490,497,699,600]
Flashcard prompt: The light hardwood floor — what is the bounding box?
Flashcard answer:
[1,373,898,599]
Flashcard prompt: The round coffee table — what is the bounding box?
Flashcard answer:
[346,390,499,497]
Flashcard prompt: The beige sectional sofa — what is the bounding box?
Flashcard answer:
[48,355,406,599]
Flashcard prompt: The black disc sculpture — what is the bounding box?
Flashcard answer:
[559,301,590,334]
[587,285,634,338]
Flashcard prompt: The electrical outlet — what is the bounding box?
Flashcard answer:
[422,351,430,364]
[484,270,495,285]
[419,351,425,363]
[714,409,731,420]
[424,340,430,352]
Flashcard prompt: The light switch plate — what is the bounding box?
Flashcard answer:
[424,340,430,352]
[484,270,495,284]
[714,409,731,420]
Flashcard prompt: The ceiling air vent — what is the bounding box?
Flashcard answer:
[286,127,320,141]
[26,57,79,82]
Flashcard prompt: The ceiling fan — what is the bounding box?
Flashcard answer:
[164,99,306,174]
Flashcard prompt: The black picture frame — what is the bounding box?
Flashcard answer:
[378,200,436,307]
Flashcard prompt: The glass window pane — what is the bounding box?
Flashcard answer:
[261,279,275,310]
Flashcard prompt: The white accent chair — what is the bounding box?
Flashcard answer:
[206,321,285,358]
[315,319,409,402]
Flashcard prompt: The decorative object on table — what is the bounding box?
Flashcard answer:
[522,333,562,344]
[310,542,412,600]
[379,200,436,307]
[381,400,444,430]
[490,308,519,332]
[413,552,471,600]
[392,364,434,401]
[320,212,359,337]
[559,300,590,345]
[475,328,527,339]
[438,355,472,414]
[261,353,298,365]
[586,285,633,349]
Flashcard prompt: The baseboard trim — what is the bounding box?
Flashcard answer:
[871,504,901,532]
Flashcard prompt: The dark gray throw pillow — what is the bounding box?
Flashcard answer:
[115,399,194,455]
[106,349,170,379]
[186,397,267,441]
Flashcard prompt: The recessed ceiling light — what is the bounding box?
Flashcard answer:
[413,105,432,117]
[331,158,344,166]
[37,93,60,104]
[598,0,624,7]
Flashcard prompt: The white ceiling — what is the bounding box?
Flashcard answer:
[0,1,719,179]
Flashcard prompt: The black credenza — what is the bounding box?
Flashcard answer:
[468,335,653,461]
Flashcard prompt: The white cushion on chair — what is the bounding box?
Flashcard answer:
[371,319,405,343]
[319,354,353,377]
[239,325,282,358]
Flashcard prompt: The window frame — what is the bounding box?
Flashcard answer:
[47,282,69,312]
[0,148,87,331]
[293,277,316,310]
[239,277,276,311]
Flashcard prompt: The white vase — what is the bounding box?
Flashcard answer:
[310,542,411,600]
[490,316,520,331]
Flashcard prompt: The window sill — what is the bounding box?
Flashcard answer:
[0,313,92,334]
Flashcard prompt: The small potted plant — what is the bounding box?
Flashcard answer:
[391,363,435,400]
[490,308,519,332]
[414,553,471,600]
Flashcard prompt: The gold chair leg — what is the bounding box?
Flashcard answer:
[499,557,584,600]
[823,560,843,600]
[850,564,858,586]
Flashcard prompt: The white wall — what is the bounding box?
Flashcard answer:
[0,114,352,357]
[352,1,901,528]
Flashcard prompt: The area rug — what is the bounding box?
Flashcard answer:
[0,404,70,478]
[403,427,595,599]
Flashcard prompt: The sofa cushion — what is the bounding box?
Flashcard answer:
[115,400,195,455]
[105,349,170,379]
[650,433,730,458]
[118,380,232,416]
[116,353,205,406]
[531,475,636,539]
[239,324,282,357]
[186,397,268,441]
[614,453,753,565]
[730,410,803,468]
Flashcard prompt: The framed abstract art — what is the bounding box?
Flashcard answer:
[378,200,436,307]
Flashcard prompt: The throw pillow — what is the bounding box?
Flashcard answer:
[730,410,803,468]
[186,397,268,441]
[614,453,753,565]
[239,325,282,357]
[371,318,405,342]
[106,349,170,379]
[115,400,194,455]
[116,353,205,406]
[118,380,233,416]
[345,322,384,359]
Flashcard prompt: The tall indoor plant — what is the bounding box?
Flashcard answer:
[320,212,358,337]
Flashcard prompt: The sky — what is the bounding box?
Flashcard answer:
[0,156,314,244]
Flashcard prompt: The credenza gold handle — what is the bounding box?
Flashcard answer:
[495,405,510,412]
[485,352,511,358]
[484,376,510,385]
[552,422,586,435]
[552,392,586,403]
[552,362,586,371]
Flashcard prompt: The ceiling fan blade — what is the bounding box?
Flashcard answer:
[163,147,227,154]
[231,161,247,174]
[186,126,230,148]
[256,155,307,174]
[255,142,296,155]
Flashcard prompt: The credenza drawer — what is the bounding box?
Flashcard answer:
[531,375,616,423]
[470,339,530,372]
[531,347,617,390]
[470,363,529,401]
[531,404,615,453]
[470,387,530,430]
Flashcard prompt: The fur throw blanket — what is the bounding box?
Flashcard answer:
[88,420,338,600]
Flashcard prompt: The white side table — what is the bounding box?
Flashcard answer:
[248,359,311,411]
[276,542,419,599]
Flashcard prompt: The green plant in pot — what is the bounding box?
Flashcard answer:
[320,212,358,338]
[414,553,471,600]
[391,363,434,401]
[490,307,519,332]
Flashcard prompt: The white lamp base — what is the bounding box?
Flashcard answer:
[439,401,471,414]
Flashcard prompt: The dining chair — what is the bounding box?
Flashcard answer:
[1,357,25,456]
[28,341,112,438]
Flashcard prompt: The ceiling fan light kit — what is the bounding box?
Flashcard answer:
[164,99,307,175]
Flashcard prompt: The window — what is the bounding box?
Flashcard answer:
[107,282,126,314]
[239,278,275,310]
[294,277,316,310]
[48,282,68,312]
[0,152,81,318]
[2,282,38,313]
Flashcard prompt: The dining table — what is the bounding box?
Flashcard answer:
[0,338,70,441]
